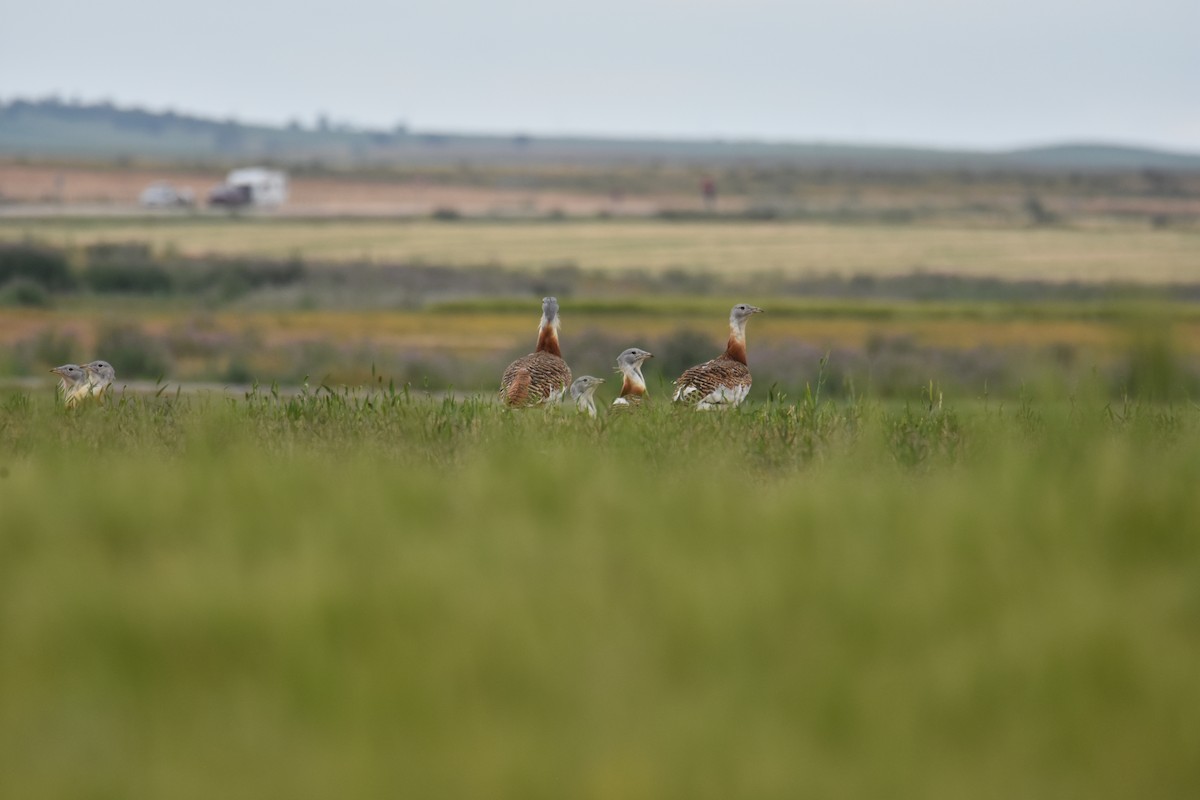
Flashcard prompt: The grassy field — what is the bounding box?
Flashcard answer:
[4,217,1200,283]
[1,389,1199,798]
[4,185,1199,798]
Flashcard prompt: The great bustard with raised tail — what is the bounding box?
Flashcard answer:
[612,347,653,408]
[672,303,763,409]
[499,297,573,406]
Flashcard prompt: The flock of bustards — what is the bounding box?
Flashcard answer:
[48,299,763,413]
[500,297,763,415]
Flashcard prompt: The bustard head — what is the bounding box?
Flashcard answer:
[615,347,653,374]
[729,303,764,328]
[83,360,116,385]
[540,296,561,328]
[50,363,87,387]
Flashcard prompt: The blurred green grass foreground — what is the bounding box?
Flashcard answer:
[1,388,1198,799]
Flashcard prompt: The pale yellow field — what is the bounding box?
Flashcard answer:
[4,218,1199,283]
[5,306,1198,361]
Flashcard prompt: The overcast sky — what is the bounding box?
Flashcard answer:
[3,0,1198,151]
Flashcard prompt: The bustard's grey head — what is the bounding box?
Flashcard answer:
[570,375,605,397]
[540,296,561,328]
[83,360,116,386]
[615,347,653,373]
[730,303,764,327]
[50,363,87,387]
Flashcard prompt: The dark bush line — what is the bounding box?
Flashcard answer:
[0,243,307,303]
[0,244,74,290]
[79,259,306,298]
[5,241,1200,309]
[82,243,306,298]
[84,261,174,294]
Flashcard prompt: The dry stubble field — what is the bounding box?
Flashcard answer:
[4,216,1200,283]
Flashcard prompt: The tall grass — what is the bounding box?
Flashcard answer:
[1,389,1198,798]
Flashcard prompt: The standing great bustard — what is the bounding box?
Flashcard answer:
[569,376,605,417]
[500,297,573,406]
[672,303,764,409]
[612,347,653,408]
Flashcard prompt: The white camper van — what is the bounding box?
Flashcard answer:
[209,167,288,208]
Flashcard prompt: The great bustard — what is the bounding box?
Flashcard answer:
[569,376,605,417]
[499,297,573,406]
[611,347,653,408]
[672,303,763,409]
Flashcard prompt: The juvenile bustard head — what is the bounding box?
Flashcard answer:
[83,360,116,399]
[50,363,88,407]
[569,375,605,417]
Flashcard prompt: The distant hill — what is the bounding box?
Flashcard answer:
[3,98,1199,173]
[999,143,1200,172]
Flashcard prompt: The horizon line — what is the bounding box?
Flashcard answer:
[3,93,1199,159]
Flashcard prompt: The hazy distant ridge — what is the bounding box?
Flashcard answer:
[2,98,1198,172]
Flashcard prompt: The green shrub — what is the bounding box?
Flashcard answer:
[0,278,52,307]
[0,243,75,291]
[84,262,173,294]
[84,242,153,263]
[9,329,81,376]
[93,324,171,379]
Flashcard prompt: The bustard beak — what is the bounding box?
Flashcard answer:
[749,306,765,314]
